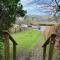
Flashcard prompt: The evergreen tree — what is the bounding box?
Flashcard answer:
[0,0,27,60]
[0,0,27,30]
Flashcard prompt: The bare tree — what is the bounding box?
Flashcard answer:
[38,0,60,22]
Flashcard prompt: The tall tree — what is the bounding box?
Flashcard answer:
[39,0,60,22]
[0,0,27,30]
[0,0,27,59]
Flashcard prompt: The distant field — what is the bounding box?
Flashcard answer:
[12,29,42,50]
[9,28,45,53]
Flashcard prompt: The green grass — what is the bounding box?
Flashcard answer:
[9,28,45,60]
[11,28,42,52]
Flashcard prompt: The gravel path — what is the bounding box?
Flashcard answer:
[29,37,43,60]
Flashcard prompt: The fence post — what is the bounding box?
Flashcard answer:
[43,46,46,60]
[48,37,55,60]
[13,43,16,60]
[3,32,10,60]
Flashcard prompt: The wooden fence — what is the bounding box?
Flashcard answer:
[2,30,17,60]
[42,33,57,60]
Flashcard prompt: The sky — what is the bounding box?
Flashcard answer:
[21,0,60,16]
[21,0,53,16]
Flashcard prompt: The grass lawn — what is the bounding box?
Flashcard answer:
[10,28,43,52]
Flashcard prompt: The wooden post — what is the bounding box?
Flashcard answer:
[3,32,10,60]
[43,46,46,60]
[13,43,16,60]
[48,38,55,60]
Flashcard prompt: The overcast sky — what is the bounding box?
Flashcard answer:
[20,0,52,16]
[21,0,60,16]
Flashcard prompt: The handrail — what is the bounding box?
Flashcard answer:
[42,33,57,47]
[3,30,17,60]
[3,30,17,45]
[42,33,57,60]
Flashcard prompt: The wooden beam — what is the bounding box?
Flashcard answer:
[3,30,17,60]
[48,42,54,60]
[42,34,56,60]
[13,43,16,60]
[42,34,56,47]
[3,30,17,45]
[42,38,50,47]
[3,32,10,60]
[48,37,55,60]
[43,46,46,60]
